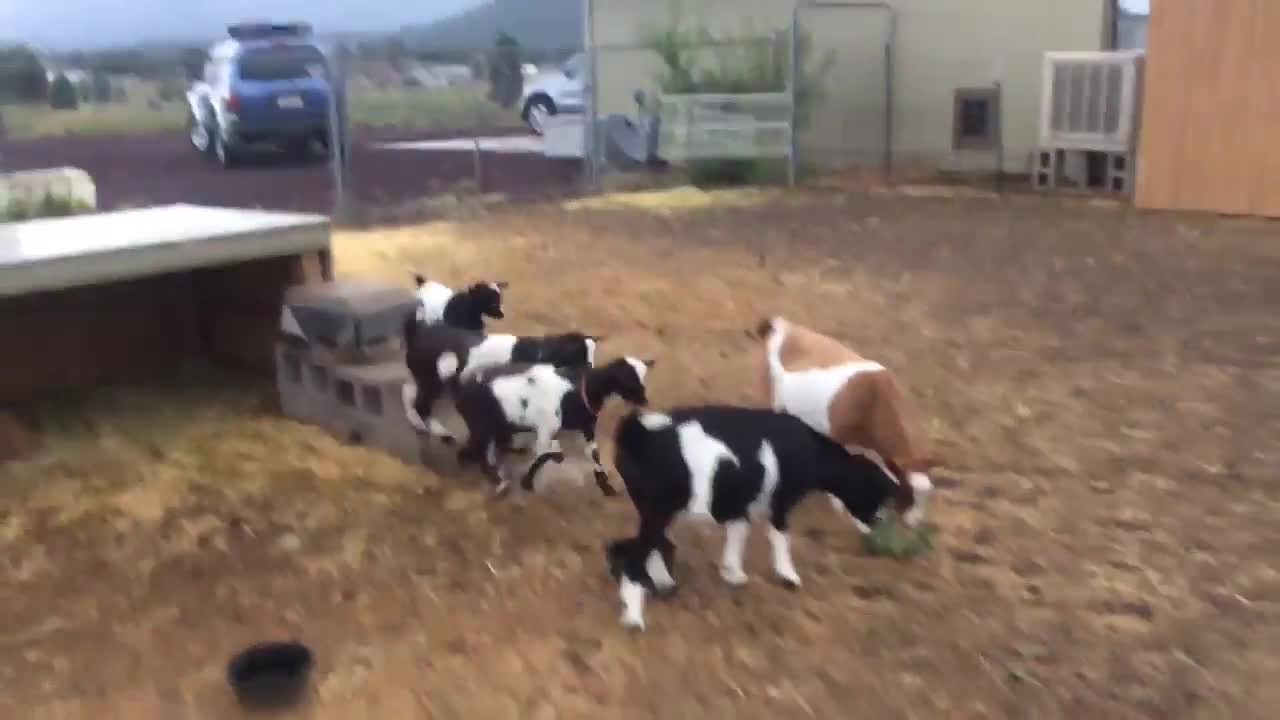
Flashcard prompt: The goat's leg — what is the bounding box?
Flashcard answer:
[580,426,617,497]
[617,518,672,631]
[480,439,512,496]
[618,561,649,631]
[645,535,677,597]
[719,518,751,586]
[403,381,457,446]
[767,511,803,590]
[518,427,566,492]
[510,430,563,455]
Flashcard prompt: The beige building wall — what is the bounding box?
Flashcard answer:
[590,0,1111,174]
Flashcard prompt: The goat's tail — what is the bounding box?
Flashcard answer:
[760,315,789,389]
[411,271,427,288]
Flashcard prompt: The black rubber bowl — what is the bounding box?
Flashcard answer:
[226,641,314,710]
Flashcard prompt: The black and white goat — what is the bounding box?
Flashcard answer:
[453,357,655,496]
[401,318,603,446]
[606,405,911,630]
[412,274,508,332]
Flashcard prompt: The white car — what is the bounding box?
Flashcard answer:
[519,52,586,135]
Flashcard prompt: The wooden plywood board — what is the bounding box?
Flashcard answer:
[1249,0,1280,218]
[1137,0,1280,217]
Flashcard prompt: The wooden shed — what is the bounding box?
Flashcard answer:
[1135,0,1280,217]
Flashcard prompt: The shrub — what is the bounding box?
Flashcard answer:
[487,32,523,110]
[90,69,113,103]
[644,7,834,187]
[48,73,79,110]
[156,74,186,102]
[2,193,92,222]
[0,45,49,103]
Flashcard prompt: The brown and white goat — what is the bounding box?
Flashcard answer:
[753,315,940,528]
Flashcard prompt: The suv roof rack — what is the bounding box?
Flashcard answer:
[227,21,314,41]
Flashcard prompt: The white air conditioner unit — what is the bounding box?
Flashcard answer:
[1039,50,1144,153]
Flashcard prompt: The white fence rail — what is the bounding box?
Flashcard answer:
[658,92,794,163]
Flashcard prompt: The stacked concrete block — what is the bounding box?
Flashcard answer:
[275,279,460,466]
[273,278,588,486]
[1033,147,1135,195]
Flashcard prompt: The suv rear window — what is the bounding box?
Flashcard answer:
[237,45,326,82]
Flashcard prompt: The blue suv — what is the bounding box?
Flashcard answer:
[186,22,333,167]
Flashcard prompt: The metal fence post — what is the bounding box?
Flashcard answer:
[883,40,894,180]
[788,6,800,187]
[582,0,599,193]
[325,45,351,222]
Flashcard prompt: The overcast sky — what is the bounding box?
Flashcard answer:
[2,0,1151,52]
[0,0,486,50]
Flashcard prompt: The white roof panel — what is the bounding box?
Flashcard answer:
[0,203,330,297]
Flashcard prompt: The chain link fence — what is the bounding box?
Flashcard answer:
[581,1,898,193]
[335,16,589,222]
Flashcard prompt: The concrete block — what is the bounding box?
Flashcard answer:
[1034,148,1057,190]
[281,279,417,364]
[276,340,598,487]
[0,167,96,211]
[276,342,468,469]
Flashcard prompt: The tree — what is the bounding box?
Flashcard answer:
[178,47,205,82]
[487,32,523,110]
[91,69,112,103]
[0,45,49,103]
[48,72,79,110]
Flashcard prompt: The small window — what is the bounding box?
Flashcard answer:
[361,386,383,416]
[336,380,356,407]
[309,364,329,392]
[283,353,302,384]
[952,87,1001,151]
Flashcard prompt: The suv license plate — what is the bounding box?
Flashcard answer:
[277,95,304,109]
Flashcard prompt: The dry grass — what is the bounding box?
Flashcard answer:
[0,85,520,141]
[1,98,187,140]
[2,188,1279,719]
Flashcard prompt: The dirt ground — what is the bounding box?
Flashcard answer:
[2,187,1278,719]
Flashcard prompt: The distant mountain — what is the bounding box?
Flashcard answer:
[403,0,581,53]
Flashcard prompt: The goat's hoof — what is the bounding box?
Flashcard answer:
[439,436,458,447]
[620,613,646,632]
[598,482,618,497]
[720,567,749,587]
[776,574,803,591]
[492,480,511,497]
[653,582,679,599]
[548,451,566,464]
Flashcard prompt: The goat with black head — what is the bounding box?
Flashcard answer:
[401,317,604,447]
[412,273,508,332]
[454,357,656,496]
[605,405,909,631]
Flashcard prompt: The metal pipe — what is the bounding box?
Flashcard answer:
[323,43,348,222]
[582,0,598,192]
[788,4,799,186]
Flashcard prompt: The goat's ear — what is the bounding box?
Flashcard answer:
[752,317,774,339]
[642,358,657,368]
[588,334,607,343]
[495,280,510,290]
[411,272,427,287]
